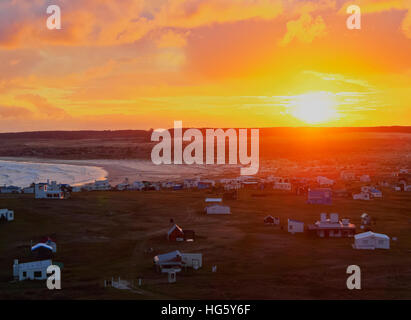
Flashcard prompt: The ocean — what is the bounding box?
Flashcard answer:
[0,160,107,187]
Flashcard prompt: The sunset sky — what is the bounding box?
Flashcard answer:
[0,0,410,132]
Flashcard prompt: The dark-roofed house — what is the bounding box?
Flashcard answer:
[167,224,185,241]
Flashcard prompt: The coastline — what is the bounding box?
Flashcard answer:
[0,157,241,186]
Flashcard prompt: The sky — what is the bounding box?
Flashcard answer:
[0,0,410,132]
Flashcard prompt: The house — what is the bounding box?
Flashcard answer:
[198,180,215,189]
[361,213,371,225]
[167,224,185,241]
[93,179,111,191]
[13,259,52,281]
[308,213,356,238]
[31,243,54,259]
[353,192,371,200]
[0,185,21,194]
[205,198,222,203]
[35,181,67,199]
[369,188,382,198]
[153,250,183,271]
[173,184,183,191]
[129,181,145,191]
[307,188,332,205]
[153,251,202,271]
[272,177,292,191]
[0,209,14,222]
[184,179,198,189]
[264,215,280,225]
[22,186,35,194]
[205,204,231,215]
[317,176,334,186]
[116,178,130,191]
[288,219,304,234]
[181,253,202,270]
[353,231,390,250]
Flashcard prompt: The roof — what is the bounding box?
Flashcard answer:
[167,224,184,236]
[288,219,304,224]
[154,250,182,263]
[354,231,390,240]
[205,198,222,202]
[31,243,53,251]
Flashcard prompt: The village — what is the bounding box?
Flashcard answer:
[1,161,410,299]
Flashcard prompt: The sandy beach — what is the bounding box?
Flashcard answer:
[0,157,242,186]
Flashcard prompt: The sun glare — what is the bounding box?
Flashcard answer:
[289,91,339,124]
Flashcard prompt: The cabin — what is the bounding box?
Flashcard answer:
[184,179,198,189]
[288,219,304,234]
[205,198,222,203]
[317,176,334,186]
[353,232,390,250]
[153,251,202,272]
[353,192,371,200]
[307,188,332,205]
[22,186,35,194]
[308,213,356,238]
[198,180,214,189]
[93,179,111,191]
[0,209,14,222]
[205,204,231,215]
[35,181,67,199]
[167,224,185,242]
[264,215,280,225]
[361,213,371,225]
[153,250,183,271]
[181,253,202,270]
[13,259,52,281]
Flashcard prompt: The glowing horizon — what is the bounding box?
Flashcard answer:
[0,0,410,132]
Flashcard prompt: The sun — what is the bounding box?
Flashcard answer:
[288,91,339,124]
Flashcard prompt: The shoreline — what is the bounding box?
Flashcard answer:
[0,157,242,186]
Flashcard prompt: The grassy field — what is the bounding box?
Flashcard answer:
[0,189,410,300]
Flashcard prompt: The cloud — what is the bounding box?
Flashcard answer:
[0,105,33,119]
[279,12,327,45]
[0,0,284,48]
[16,94,68,118]
[155,30,190,48]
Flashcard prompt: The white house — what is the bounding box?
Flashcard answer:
[205,204,231,215]
[308,213,356,238]
[205,198,222,203]
[288,219,304,234]
[353,232,390,250]
[184,179,199,189]
[353,192,371,200]
[13,259,52,281]
[317,176,334,186]
[181,253,202,270]
[0,209,14,222]
[35,181,66,199]
[128,181,144,191]
[93,179,111,191]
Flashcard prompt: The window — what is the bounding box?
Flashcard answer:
[34,271,42,278]
[22,271,27,277]
[289,225,293,230]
